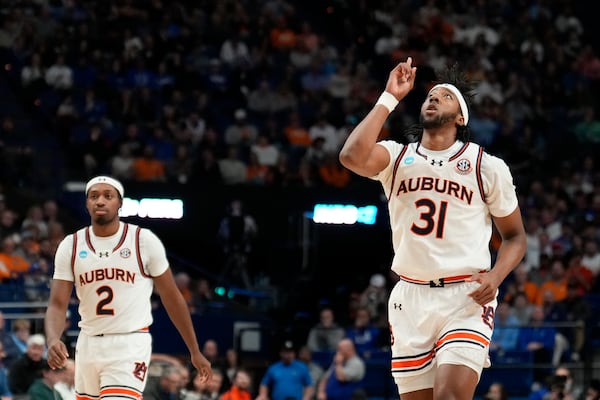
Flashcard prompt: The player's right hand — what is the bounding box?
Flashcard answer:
[47,339,69,369]
[191,351,213,383]
[385,57,417,101]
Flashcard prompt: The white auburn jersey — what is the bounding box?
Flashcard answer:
[53,222,169,336]
[373,140,518,280]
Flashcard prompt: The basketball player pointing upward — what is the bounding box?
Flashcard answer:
[339,58,526,400]
[45,176,212,400]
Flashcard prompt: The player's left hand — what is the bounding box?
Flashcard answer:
[465,273,499,306]
[191,351,213,383]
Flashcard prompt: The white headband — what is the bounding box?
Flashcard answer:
[85,176,124,198]
[430,83,469,125]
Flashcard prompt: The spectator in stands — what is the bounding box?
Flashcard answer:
[79,124,114,178]
[219,369,252,400]
[316,338,365,400]
[308,115,338,155]
[0,340,12,400]
[344,306,382,359]
[245,152,270,186]
[21,205,48,240]
[318,154,351,188]
[44,54,73,92]
[536,259,568,305]
[358,273,388,330]
[0,236,30,280]
[223,349,240,386]
[250,135,280,168]
[191,278,214,314]
[144,365,187,400]
[298,345,325,398]
[53,358,75,400]
[26,359,65,400]
[110,143,135,181]
[190,148,223,186]
[490,302,521,353]
[549,281,591,362]
[8,333,46,395]
[2,318,31,367]
[246,80,278,118]
[132,144,167,182]
[283,111,311,167]
[202,340,228,389]
[483,382,507,400]
[564,251,593,295]
[200,370,226,400]
[0,210,20,246]
[174,271,194,312]
[504,262,539,305]
[256,340,313,400]
[180,368,208,400]
[166,144,194,184]
[584,379,600,400]
[581,240,600,278]
[512,291,534,326]
[224,109,258,150]
[306,307,345,353]
[530,365,582,400]
[218,146,248,186]
[518,305,556,382]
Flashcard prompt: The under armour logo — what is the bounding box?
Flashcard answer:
[393,303,402,310]
[430,159,443,166]
[98,251,109,258]
[430,279,445,287]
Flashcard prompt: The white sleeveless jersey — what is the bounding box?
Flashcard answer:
[373,140,518,280]
[53,222,169,336]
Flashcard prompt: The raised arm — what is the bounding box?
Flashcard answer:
[339,57,417,177]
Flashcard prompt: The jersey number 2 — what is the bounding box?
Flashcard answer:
[411,199,448,238]
[96,286,115,315]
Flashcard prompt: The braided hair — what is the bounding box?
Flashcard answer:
[404,63,477,143]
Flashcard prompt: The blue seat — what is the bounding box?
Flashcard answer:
[479,351,534,397]
[311,350,334,368]
[362,359,396,399]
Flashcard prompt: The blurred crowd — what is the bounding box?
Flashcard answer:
[1,0,600,399]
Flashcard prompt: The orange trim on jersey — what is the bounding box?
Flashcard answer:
[135,226,150,278]
[76,393,100,400]
[475,146,485,202]
[99,386,142,400]
[448,142,470,161]
[388,145,408,202]
[400,273,472,285]
[137,326,149,332]
[436,329,490,350]
[113,223,129,252]
[391,349,435,372]
[71,232,78,274]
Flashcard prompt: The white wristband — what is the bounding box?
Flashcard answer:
[375,91,399,113]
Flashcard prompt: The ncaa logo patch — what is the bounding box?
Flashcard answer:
[120,248,131,258]
[79,250,88,259]
[404,156,414,165]
[455,158,472,175]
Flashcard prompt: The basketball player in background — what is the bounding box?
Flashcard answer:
[45,176,212,399]
[339,57,526,400]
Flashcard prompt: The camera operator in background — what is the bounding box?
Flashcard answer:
[531,366,582,400]
[216,199,258,289]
